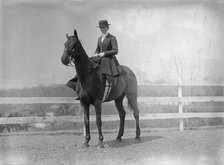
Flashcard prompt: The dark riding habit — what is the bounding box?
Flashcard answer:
[95,33,120,76]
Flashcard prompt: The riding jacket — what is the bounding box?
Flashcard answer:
[95,33,120,76]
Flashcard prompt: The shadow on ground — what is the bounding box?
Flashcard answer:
[105,135,162,148]
[0,130,83,137]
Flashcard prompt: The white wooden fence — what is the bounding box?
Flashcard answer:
[0,83,224,132]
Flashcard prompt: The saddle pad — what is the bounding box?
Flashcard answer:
[101,75,117,102]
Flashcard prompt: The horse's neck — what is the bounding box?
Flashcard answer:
[74,45,104,99]
[75,46,93,84]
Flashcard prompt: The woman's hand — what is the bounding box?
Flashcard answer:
[93,52,104,57]
[98,52,105,57]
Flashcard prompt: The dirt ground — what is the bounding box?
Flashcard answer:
[0,127,224,165]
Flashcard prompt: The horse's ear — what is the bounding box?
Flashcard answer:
[66,33,69,39]
[74,29,78,39]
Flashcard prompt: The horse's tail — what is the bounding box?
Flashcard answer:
[126,95,137,111]
[126,89,138,112]
[125,68,139,112]
[123,65,141,138]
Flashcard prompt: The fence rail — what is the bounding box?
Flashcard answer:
[1,83,224,132]
[1,96,224,104]
[1,113,224,125]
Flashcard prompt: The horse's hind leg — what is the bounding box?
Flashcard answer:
[133,106,141,141]
[114,92,126,142]
[127,95,141,141]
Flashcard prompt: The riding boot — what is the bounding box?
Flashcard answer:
[66,80,77,89]
[66,76,80,100]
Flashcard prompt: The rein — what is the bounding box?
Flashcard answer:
[67,41,99,74]
[71,58,97,74]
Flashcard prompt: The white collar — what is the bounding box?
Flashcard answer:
[102,32,108,38]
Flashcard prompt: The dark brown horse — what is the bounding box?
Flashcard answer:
[61,30,140,148]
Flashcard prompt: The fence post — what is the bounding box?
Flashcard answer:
[178,77,184,131]
[46,112,55,130]
[0,1,3,81]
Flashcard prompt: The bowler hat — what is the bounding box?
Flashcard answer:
[97,20,111,28]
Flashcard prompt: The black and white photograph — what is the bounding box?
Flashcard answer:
[0,0,224,164]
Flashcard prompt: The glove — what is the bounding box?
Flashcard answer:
[98,52,105,57]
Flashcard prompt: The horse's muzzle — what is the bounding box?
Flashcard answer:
[61,52,70,66]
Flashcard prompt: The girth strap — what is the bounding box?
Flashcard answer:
[101,80,112,102]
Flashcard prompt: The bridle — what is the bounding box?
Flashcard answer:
[64,37,98,74]
[64,37,79,66]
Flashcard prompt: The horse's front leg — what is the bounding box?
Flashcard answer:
[93,99,104,148]
[82,102,90,148]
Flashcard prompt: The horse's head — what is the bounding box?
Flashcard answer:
[61,29,81,66]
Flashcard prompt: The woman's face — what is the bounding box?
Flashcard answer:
[99,26,109,34]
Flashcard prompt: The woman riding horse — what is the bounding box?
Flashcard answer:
[61,27,140,148]
[66,20,120,98]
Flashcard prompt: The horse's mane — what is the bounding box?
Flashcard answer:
[77,38,88,57]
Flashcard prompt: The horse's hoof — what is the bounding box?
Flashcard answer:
[98,143,105,149]
[82,143,89,148]
[116,138,122,143]
[135,137,141,141]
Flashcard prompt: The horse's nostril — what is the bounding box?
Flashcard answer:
[61,53,70,65]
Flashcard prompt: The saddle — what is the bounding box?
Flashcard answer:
[90,56,121,76]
